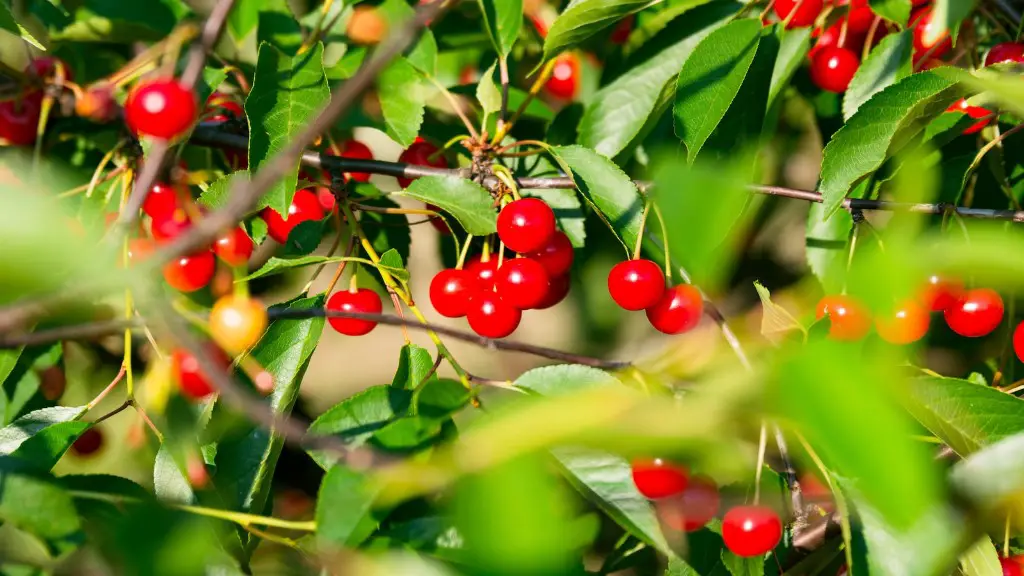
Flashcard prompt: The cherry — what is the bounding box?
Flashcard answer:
[845,0,876,34]
[214,227,254,267]
[722,505,783,557]
[397,140,447,188]
[205,92,244,122]
[208,295,268,354]
[335,139,374,182]
[1002,558,1023,576]
[163,250,216,292]
[143,182,187,220]
[465,254,499,291]
[467,292,522,338]
[37,366,66,401]
[986,42,1024,66]
[774,0,823,28]
[1013,321,1024,364]
[946,98,991,135]
[495,257,551,310]
[459,65,479,84]
[911,8,951,62]
[346,5,387,45]
[531,14,549,38]
[544,53,580,100]
[172,345,231,399]
[810,46,860,93]
[646,285,704,335]
[497,198,556,253]
[70,427,103,456]
[875,300,930,345]
[0,93,42,146]
[124,78,198,140]
[610,14,634,44]
[151,213,193,243]
[815,295,870,341]
[631,458,689,500]
[919,274,963,311]
[430,268,477,318]
[944,288,1004,338]
[607,260,665,311]
[260,189,326,244]
[525,231,574,277]
[657,475,720,532]
[809,19,866,61]
[327,287,383,336]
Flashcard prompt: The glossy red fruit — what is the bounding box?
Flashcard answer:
[631,458,689,500]
[810,46,860,93]
[71,427,103,456]
[846,0,876,33]
[647,285,704,334]
[1013,321,1024,364]
[260,189,325,244]
[526,231,574,277]
[816,295,871,341]
[430,268,477,318]
[536,274,571,309]
[774,0,824,28]
[467,292,522,338]
[944,288,1004,338]
[465,255,499,291]
[545,53,580,100]
[327,288,383,336]
[919,274,963,311]
[124,79,198,140]
[911,8,951,61]
[143,182,187,220]
[875,300,930,345]
[497,198,557,253]
[397,141,447,187]
[214,227,254,267]
[947,98,991,135]
[163,250,216,292]
[809,18,866,61]
[1001,558,1023,576]
[986,42,1024,66]
[172,345,231,399]
[495,258,551,310]
[607,259,665,311]
[0,93,42,146]
[151,213,192,243]
[658,475,720,532]
[722,505,783,557]
[336,139,374,182]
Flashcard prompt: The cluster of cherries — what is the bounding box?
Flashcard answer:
[814,275,1020,353]
[631,459,783,558]
[608,259,704,335]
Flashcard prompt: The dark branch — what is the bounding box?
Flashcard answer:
[0,318,138,348]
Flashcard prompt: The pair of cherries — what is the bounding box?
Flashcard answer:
[631,459,783,558]
[607,259,704,335]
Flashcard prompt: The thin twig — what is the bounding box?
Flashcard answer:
[0,318,138,348]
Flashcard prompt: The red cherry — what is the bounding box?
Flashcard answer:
[465,254,499,291]
[809,19,866,61]
[646,285,704,334]
[530,14,549,38]
[657,475,720,532]
[0,93,42,146]
[722,505,783,557]
[815,295,870,341]
[1013,321,1024,364]
[536,274,571,309]
[944,288,1004,338]
[467,292,521,338]
[430,268,477,318]
[70,427,103,456]
[810,46,860,93]
[1002,558,1023,576]
[607,259,665,311]
[124,78,198,140]
[172,345,231,399]
[397,141,448,188]
[846,0,876,33]
[986,42,1024,66]
[774,0,823,28]
[143,182,187,220]
[525,231,574,277]
[495,258,551,310]
[335,139,374,182]
[205,92,244,122]
[150,213,192,243]
[459,65,479,84]
[631,458,689,500]
[214,227,254,267]
[259,189,325,244]
[544,53,580,100]
[497,198,556,253]
[327,288,383,336]
[875,300,930,344]
[919,274,963,311]
[610,14,634,44]
[946,98,991,135]
[163,251,216,292]
[911,8,951,62]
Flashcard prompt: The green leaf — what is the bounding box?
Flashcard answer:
[242,255,410,283]
[359,194,412,266]
[805,179,868,293]
[843,30,914,121]
[306,386,413,469]
[577,1,741,158]
[721,549,765,576]
[0,3,44,49]
[55,0,188,42]
[256,0,302,55]
[767,27,812,110]
[391,344,437,390]
[402,176,497,235]
[0,459,81,549]
[673,19,761,162]
[228,0,288,40]
[478,0,522,57]
[417,379,470,420]
[316,464,383,547]
[197,171,246,210]
[476,61,502,120]
[378,249,409,286]
[378,58,425,149]
[958,536,1002,576]
[753,281,804,338]
[10,421,89,471]
[379,0,437,74]
[819,70,961,218]
[154,445,194,504]
[246,42,330,215]
[930,0,975,46]
[0,406,86,459]
[869,0,912,25]
[543,0,657,61]
[515,364,621,396]
[195,67,229,110]
[552,145,642,252]
[950,433,1024,512]
[904,376,1024,456]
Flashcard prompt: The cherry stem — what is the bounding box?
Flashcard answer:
[651,203,672,280]
[754,422,767,505]
[633,201,651,260]
[457,234,474,269]
[85,365,127,411]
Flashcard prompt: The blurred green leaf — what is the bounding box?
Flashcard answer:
[930,0,975,46]
[673,19,761,162]
[806,179,868,294]
[402,176,497,235]
[228,0,280,39]
[256,0,302,56]
[476,61,502,120]
[753,281,804,338]
[515,364,620,396]
[869,0,911,25]
[767,27,811,110]
[317,464,383,547]
[1,344,61,425]
[378,58,425,149]
[54,0,188,42]
[721,549,764,576]
[0,458,81,552]
[958,536,1001,576]
[307,386,413,469]
[543,0,655,61]
[391,344,437,391]
[246,42,330,215]
[479,0,522,57]
[843,30,914,121]
[904,377,1024,457]
[379,0,437,74]
[950,432,1024,512]
[154,445,194,504]
[417,379,470,420]
[0,3,44,49]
